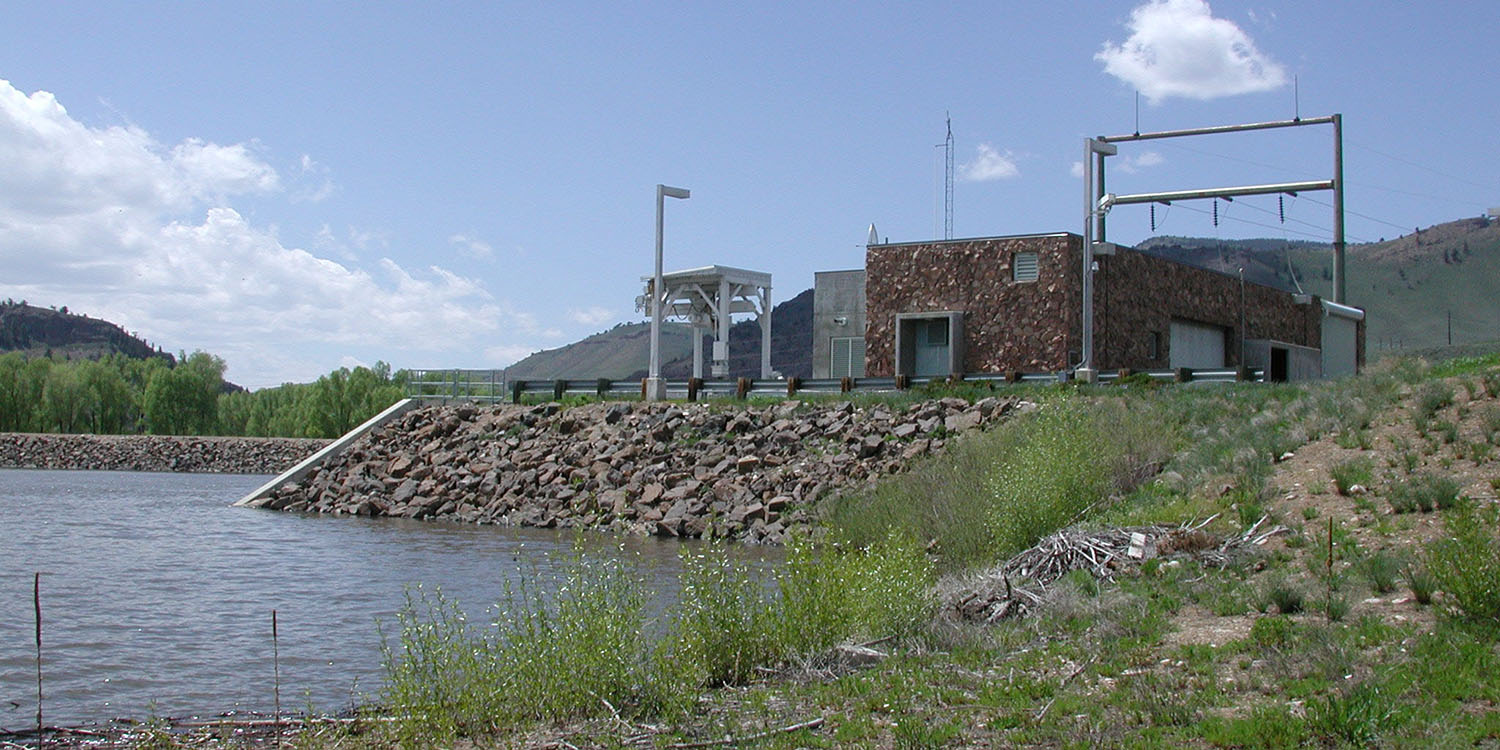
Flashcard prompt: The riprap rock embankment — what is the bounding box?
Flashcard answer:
[246,397,1026,543]
[0,433,329,474]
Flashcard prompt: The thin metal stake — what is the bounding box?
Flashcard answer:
[272,609,281,733]
[35,572,43,734]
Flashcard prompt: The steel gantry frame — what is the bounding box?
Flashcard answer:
[1077,115,1346,379]
[639,265,773,380]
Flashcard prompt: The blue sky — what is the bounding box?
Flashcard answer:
[1,1,1494,387]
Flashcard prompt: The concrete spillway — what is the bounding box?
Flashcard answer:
[234,398,420,507]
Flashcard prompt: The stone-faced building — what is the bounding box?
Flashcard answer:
[814,232,1363,381]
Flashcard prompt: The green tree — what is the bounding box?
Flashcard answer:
[142,351,223,435]
[41,363,92,433]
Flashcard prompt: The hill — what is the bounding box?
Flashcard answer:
[1134,215,1500,354]
[0,301,174,364]
[505,288,814,381]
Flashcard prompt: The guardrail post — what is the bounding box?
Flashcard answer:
[894,374,910,390]
[1007,371,1022,383]
[510,380,525,404]
[736,377,751,400]
[596,378,611,398]
[1117,368,1132,382]
[840,376,853,393]
[948,371,964,386]
[553,380,567,401]
[786,376,800,398]
[640,378,648,400]
[1235,365,1251,382]
[687,377,701,402]
[1174,367,1192,383]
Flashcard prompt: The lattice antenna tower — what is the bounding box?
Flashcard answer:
[943,113,954,239]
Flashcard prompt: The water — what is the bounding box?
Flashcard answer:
[0,469,767,727]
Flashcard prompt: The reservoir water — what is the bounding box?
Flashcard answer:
[0,469,759,727]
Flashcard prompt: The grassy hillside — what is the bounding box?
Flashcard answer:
[1137,215,1500,356]
[501,321,696,381]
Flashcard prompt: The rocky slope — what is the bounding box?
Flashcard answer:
[0,433,327,474]
[246,396,1028,543]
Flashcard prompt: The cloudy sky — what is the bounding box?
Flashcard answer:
[2,1,1494,387]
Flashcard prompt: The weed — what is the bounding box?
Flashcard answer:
[1387,472,1460,513]
[1360,552,1403,594]
[1330,456,1373,495]
[1263,580,1305,615]
[1301,505,1319,520]
[1248,615,1296,650]
[1416,382,1455,419]
[1324,592,1352,622]
[1434,419,1459,444]
[1484,370,1500,398]
[1403,565,1436,606]
[1306,683,1397,747]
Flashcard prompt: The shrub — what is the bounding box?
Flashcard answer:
[1424,501,1500,623]
[673,546,780,686]
[986,400,1170,560]
[1324,593,1352,622]
[379,553,679,736]
[774,535,935,656]
[1330,456,1373,496]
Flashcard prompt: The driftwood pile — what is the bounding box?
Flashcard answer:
[947,515,1286,622]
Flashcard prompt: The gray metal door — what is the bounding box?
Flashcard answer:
[914,319,950,377]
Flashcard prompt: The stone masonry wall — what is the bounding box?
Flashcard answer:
[1096,247,1325,370]
[865,233,1351,375]
[865,235,1077,376]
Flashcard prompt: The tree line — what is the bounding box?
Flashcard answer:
[0,351,406,438]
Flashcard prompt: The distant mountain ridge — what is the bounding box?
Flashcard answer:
[0,301,174,364]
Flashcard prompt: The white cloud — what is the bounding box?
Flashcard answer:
[1069,161,1085,179]
[1114,150,1166,174]
[568,306,614,327]
[448,233,495,260]
[0,78,529,385]
[1096,0,1287,103]
[958,143,1020,182]
[292,154,336,203]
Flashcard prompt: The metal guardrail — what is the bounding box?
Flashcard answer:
[404,367,1263,404]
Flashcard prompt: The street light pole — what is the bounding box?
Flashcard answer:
[647,184,690,401]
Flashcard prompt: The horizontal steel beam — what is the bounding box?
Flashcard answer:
[1103,180,1333,209]
[1100,115,1336,143]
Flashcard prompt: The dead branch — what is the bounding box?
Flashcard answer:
[663,716,825,749]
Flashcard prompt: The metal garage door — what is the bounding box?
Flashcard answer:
[1169,319,1227,369]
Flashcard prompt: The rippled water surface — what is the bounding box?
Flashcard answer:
[0,469,756,726]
